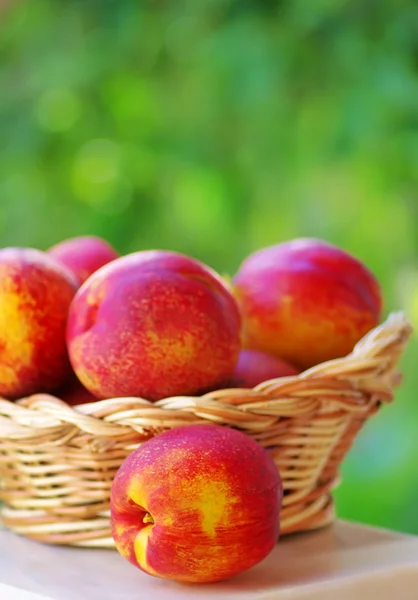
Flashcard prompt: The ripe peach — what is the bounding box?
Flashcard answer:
[231,349,300,388]
[0,248,78,399]
[110,423,282,583]
[233,238,382,369]
[48,235,119,286]
[66,251,241,401]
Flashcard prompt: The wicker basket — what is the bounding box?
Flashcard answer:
[0,312,413,548]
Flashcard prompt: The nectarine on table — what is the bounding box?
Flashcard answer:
[67,250,241,400]
[110,424,282,583]
[0,248,78,399]
[48,235,119,286]
[233,238,382,369]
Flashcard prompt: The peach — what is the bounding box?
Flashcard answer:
[231,349,300,388]
[48,235,119,286]
[233,238,382,369]
[110,423,282,583]
[0,248,78,399]
[66,251,241,401]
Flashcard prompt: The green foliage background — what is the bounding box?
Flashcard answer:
[1,1,417,533]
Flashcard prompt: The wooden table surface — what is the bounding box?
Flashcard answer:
[1,520,418,599]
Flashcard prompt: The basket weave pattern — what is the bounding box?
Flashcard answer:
[0,312,412,547]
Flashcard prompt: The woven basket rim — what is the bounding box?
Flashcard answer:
[0,311,413,441]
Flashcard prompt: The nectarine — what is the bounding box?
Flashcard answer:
[233,238,382,369]
[231,349,300,388]
[48,235,119,286]
[0,248,77,399]
[110,424,282,583]
[67,251,241,400]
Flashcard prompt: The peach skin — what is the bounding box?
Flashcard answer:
[66,251,241,401]
[48,235,119,286]
[233,238,382,369]
[110,423,282,583]
[0,248,78,399]
[231,349,300,388]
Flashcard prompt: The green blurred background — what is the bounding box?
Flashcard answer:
[1,1,417,533]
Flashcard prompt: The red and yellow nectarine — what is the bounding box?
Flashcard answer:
[233,238,382,369]
[48,235,119,286]
[110,424,282,583]
[67,251,241,400]
[0,248,77,399]
[231,349,300,388]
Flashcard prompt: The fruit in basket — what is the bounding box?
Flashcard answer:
[231,349,300,388]
[0,248,78,399]
[67,250,241,401]
[48,235,119,286]
[233,238,382,369]
[110,423,282,583]
[59,378,98,405]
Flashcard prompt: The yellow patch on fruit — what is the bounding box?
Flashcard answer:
[133,525,157,576]
[0,365,18,387]
[70,340,102,392]
[127,479,147,510]
[161,514,174,527]
[114,522,128,539]
[0,283,35,381]
[75,364,102,395]
[113,523,133,559]
[190,478,236,537]
[145,329,196,366]
[86,276,106,307]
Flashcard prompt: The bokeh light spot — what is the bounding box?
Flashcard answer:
[72,139,125,208]
[35,88,81,132]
